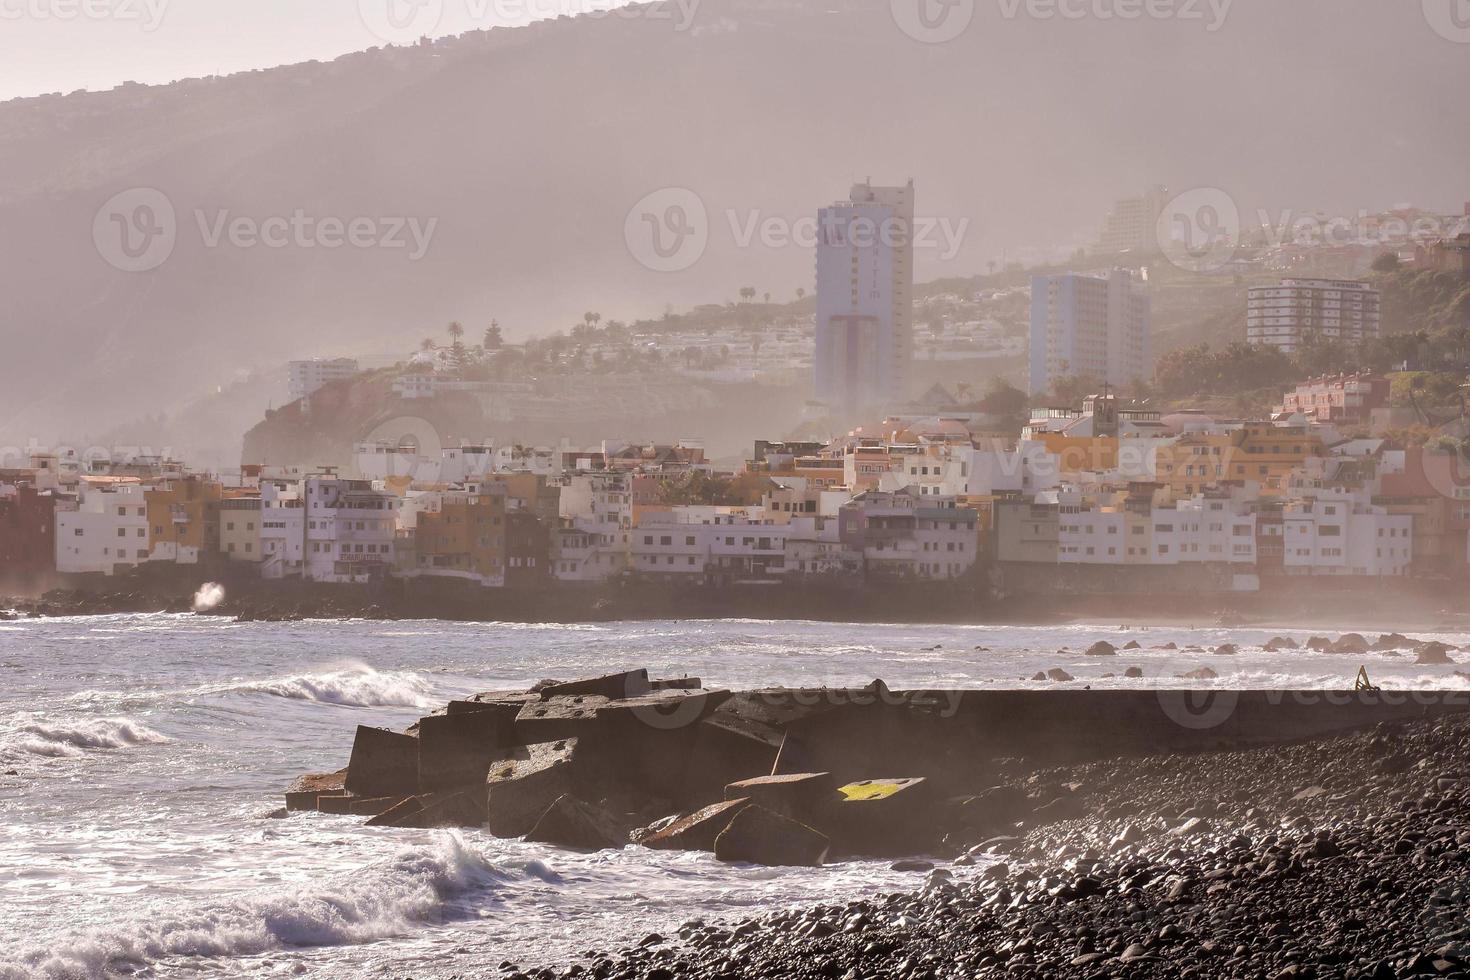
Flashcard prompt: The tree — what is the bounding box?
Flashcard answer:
[739,286,756,303]
[420,337,435,351]
[446,321,467,368]
[1372,252,1402,273]
[483,320,503,350]
[796,287,806,302]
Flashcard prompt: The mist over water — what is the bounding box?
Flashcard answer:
[1,614,1465,978]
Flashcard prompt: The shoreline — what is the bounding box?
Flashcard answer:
[497,711,1470,980]
[5,579,1470,634]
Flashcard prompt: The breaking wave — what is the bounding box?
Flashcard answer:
[2,715,170,759]
[0,834,503,979]
[230,664,433,708]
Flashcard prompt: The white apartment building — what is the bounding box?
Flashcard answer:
[555,472,634,581]
[1095,185,1170,255]
[1029,269,1151,395]
[1246,279,1381,352]
[882,443,1063,498]
[783,515,857,577]
[630,509,790,581]
[289,358,359,401]
[1054,488,1257,566]
[55,481,151,575]
[1277,490,1411,576]
[303,477,398,582]
[814,179,915,418]
[259,480,306,579]
[843,490,978,580]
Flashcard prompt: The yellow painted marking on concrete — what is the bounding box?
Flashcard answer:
[840,781,904,801]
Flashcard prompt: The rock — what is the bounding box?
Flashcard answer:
[1212,643,1239,656]
[1085,641,1118,657]
[1045,668,1074,682]
[1123,641,1142,650]
[366,790,485,828]
[1171,816,1210,836]
[1417,642,1455,665]
[643,798,752,852]
[318,794,408,817]
[1177,666,1218,680]
[714,805,831,867]
[1333,633,1370,655]
[514,696,608,743]
[486,738,588,839]
[525,795,629,851]
[1264,636,1300,651]
[1123,667,1144,678]
[725,772,837,822]
[1030,671,1047,681]
[1292,785,1329,801]
[344,726,420,799]
[890,860,934,872]
[1306,636,1334,652]
[1373,633,1413,651]
[1109,823,1145,849]
[417,708,517,793]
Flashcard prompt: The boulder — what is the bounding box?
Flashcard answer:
[1417,642,1455,665]
[1123,667,1144,679]
[1085,641,1117,657]
[1030,672,1047,682]
[1263,636,1299,652]
[285,770,347,811]
[643,798,752,851]
[1372,633,1413,651]
[345,726,420,799]
[525,795,630,851]
[725,772,837,822]
[1045,668,1074,682]
[417,709,518,793]
[536,669,651,701]
[714,805,831,867]
[486,738,588,838]
[1306,636,1334,653]
[1177,666,1219,680]
[1212,644,1238,656]
[1122,640,1142,650]
[1332,633,1370,655]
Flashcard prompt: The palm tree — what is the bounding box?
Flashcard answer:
[796,287,806,302]
[420,337,434,351]
[739,286,756,303]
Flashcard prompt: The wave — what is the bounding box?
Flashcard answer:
[230,664,433,708]
[2,716,170,759]
[0,834,504,980]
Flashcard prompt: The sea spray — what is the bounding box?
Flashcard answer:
[192,583,226,613]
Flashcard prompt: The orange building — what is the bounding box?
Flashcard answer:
[1226,423,1324,494]
[145,476,223,563]
[413,492,507,585]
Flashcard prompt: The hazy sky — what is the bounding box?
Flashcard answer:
[0,0,635,101]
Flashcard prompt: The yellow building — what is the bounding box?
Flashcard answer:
[218,494,263,562]
[145,476,223,563]
[1152,433,1233,496]
[414,492,507,585]
[1226,423,1324,494]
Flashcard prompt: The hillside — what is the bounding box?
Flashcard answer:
[1,0,1466,448]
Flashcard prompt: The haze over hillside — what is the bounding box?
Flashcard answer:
[0,0,1466,451]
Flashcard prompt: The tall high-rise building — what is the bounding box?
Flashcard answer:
[1095,185,1170,255]
[814,179,914,418]
[1029,269,1151,395]
[1246,279,1381,353]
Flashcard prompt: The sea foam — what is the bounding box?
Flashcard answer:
[231,664,433,708]
[3,715,170,759]
[0,834,502,979]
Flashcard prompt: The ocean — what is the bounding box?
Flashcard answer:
[2,613,1465,979]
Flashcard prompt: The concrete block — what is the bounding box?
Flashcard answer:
[643,798,751,852]
[345,726,419,798]
[485,738,585,838]
[366,790,485,828]
[418,709,518,793]
[319,794,408,817]
[285,770,346,811]
[714,805,830,867]
[537,669,651,701]
[827,777,937,857]
[525,795,630,851]
[681,712,783,807]
[725,772,837,821]
[515,696,608,744]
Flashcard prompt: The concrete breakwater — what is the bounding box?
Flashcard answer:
[286,668,1470,867]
